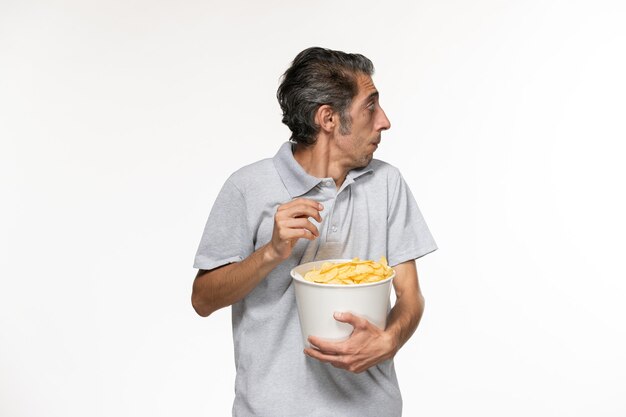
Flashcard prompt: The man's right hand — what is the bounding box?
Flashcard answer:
[192,197,323,317]
[267,198,324,261]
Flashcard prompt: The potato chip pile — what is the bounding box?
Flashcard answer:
[303,257,394,285]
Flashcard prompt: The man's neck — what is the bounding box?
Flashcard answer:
[293,138,349,188]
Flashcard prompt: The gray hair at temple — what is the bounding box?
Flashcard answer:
[277,47,375,146]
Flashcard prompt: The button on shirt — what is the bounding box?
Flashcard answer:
[194,142,437,417]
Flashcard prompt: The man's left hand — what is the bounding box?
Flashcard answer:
[304,312,399,373]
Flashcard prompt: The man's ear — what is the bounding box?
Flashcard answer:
[315,105,336,133]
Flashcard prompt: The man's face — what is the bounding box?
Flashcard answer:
[335,74,391,168]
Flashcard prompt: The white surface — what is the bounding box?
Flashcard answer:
[1,1,626,416]
[291,259,394,346]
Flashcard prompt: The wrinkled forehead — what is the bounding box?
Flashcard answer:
[356,73,377,95]
[353,73,379,104]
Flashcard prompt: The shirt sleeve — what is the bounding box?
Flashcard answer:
[386,171,438,267]
[193,178,255,271]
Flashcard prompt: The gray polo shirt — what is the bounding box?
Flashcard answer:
[194,142,437,417]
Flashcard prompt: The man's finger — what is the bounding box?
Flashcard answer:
[279,198,323,212]
[304,348,347,369]
[307,336,348,355]
[276,205,323,223]
[280,218,320,237]
[333,311,365,328]
[279,228,317,242]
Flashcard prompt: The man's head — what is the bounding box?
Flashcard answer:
[277,47,375,146]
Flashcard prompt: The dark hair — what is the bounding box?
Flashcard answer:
[277,47,375,145]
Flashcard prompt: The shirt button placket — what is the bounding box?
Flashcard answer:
[322,179,339,242]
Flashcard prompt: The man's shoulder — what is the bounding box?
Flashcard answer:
[369,158,399,173]
[367,158,403,181]
[226,157,277,188]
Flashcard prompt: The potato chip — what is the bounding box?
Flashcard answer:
[303,257,393,285]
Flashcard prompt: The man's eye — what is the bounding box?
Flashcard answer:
[367,102,375,111]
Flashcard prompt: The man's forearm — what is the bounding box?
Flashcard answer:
[191,243,282,317]
[384,289,425,355]
[383,260,425,355]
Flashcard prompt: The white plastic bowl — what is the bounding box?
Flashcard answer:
[290,259,395,348]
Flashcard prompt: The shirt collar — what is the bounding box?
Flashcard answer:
[273,142,374,198]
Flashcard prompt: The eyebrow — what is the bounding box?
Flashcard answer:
[363,91,379,105]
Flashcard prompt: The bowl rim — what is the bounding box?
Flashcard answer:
[290,258,396,288]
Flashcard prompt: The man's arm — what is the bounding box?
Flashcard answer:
[192,244,281,317]
[304,260,424,373]
[192,198,323,317]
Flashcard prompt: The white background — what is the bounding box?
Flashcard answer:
[1,0,625,416]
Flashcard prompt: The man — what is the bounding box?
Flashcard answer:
[192,47,437,417]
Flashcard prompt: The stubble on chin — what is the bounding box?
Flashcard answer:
[356,153,374,169]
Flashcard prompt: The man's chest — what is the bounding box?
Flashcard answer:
[252,184,389,257]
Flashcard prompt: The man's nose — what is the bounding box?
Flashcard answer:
[378,108,391,131]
